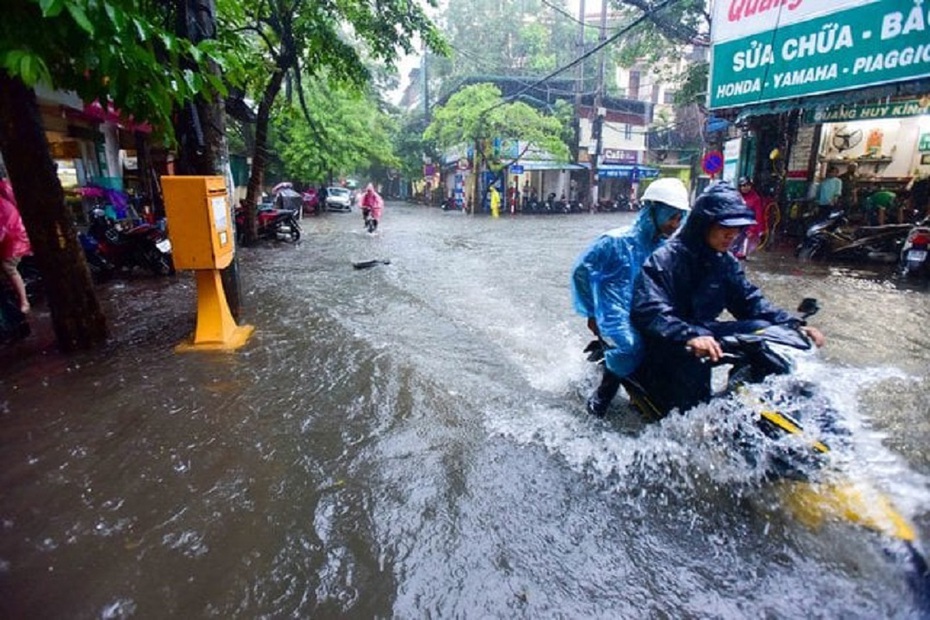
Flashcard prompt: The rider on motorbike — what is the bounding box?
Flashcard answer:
[630,181,826,416]
[571,178,691,417]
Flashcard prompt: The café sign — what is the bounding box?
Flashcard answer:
[709,0,930,109]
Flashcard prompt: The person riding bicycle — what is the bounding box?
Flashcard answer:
[630,181,825,417]
[571,178,691,417]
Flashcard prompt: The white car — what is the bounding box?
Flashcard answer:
[325,187,352,212]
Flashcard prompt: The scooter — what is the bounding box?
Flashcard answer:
[234,203,301,243]
[86,209,174,276]
[585,299,929,604]
[900,219,930,278]
[796,210,911,263]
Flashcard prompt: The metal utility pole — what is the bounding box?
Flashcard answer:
[574,0,587,175]
[589,0,608,210]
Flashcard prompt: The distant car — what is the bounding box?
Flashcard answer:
[325,187,352,212]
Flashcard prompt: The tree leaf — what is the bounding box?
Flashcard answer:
[65,2,95,35]
[38,0,65,17]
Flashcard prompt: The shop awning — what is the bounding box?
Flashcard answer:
[733,78,930,123]
[514,161,585,171]
[580,163,661,179]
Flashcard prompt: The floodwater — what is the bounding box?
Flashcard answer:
[1,204,929,618]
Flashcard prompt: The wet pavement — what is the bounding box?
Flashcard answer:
[2,203,930,618]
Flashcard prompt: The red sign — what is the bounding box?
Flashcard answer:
[702,151,724,175]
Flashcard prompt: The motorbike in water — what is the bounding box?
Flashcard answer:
[900,218,930,278]
[234,202,301,244]
[584,299,930,606]
[86,209,174,276]
[796,209,911,263]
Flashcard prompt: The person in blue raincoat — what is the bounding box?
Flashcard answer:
[630,181,826,416]
[571,178,692,417]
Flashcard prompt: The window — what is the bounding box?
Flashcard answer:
[629,70,640,100]
[663,90,678,104]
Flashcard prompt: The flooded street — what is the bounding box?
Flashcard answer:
[2,203,930,618]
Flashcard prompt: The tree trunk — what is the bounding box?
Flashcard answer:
[0,72,108,351]
[173,0,240,319]
[242,69,286,245]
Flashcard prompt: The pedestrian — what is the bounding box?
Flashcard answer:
[489,184,501,218]
[318,185,328,214]
[0,177,32,315]
[734,176,765,259]
[839,163,860,217]
[630,181,825,417]
[571,178,691,417]
[863,189,897,226]
[817,166,842,219]
[360,183,384,232]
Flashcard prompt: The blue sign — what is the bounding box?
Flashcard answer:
[510,165,524,174]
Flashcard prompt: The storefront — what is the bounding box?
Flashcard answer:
[708,0,930,229]
[803,98,930,221]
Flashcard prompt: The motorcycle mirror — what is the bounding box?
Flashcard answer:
[797,297,819,319]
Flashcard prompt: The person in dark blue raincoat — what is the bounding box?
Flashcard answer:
[630,181,825,416]
[572,178,692,417]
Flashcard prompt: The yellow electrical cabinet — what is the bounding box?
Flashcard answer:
[161,176,234,270]
[159,175,253,352]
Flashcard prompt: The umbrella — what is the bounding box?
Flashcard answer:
[272,181,293,194]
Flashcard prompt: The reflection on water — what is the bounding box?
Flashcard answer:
[1,205,928,617]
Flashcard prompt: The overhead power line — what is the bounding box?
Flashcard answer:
[486,0,683,114]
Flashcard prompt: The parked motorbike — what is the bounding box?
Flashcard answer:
[900,219,930,278]
[78,231,117,281]
[234,203,301,243]
[584,299,930,608]
[796,209,911,263]
[87,209,174,276]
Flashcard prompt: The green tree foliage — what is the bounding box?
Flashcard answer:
[428,0,598,98]
[611,0,709,103]
[425,84,568,161]
[0,0,231,350]
[2,0,229,137]
[219,0,445,242]
[424,83,569,209]
[271,78,399,184]
[393,113,435,183]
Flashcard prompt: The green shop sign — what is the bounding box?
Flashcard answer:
[709,0,930,109]
[802,98,930,123]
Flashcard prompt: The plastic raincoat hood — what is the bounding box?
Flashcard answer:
[570,203,678,377]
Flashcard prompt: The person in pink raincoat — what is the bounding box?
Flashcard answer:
[733,176,765,259]
[360,183,384,232]
[0,177,33,314]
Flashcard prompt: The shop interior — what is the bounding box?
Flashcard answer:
[816,113,930,224]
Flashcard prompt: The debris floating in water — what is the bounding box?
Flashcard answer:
[352,259,391,270]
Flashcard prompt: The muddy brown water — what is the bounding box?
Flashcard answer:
[2,204,929,617]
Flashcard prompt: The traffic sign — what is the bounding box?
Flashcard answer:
[702,151,724,176]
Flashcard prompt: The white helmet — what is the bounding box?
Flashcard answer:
[640,178,690,211]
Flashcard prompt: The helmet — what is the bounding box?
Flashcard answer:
[640,178,690,211]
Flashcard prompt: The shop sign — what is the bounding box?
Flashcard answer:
[602,148,638,163]
[709,0,930,109]
[802,98,930,123]
[920,132,930,152]
[722,138,742,184]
